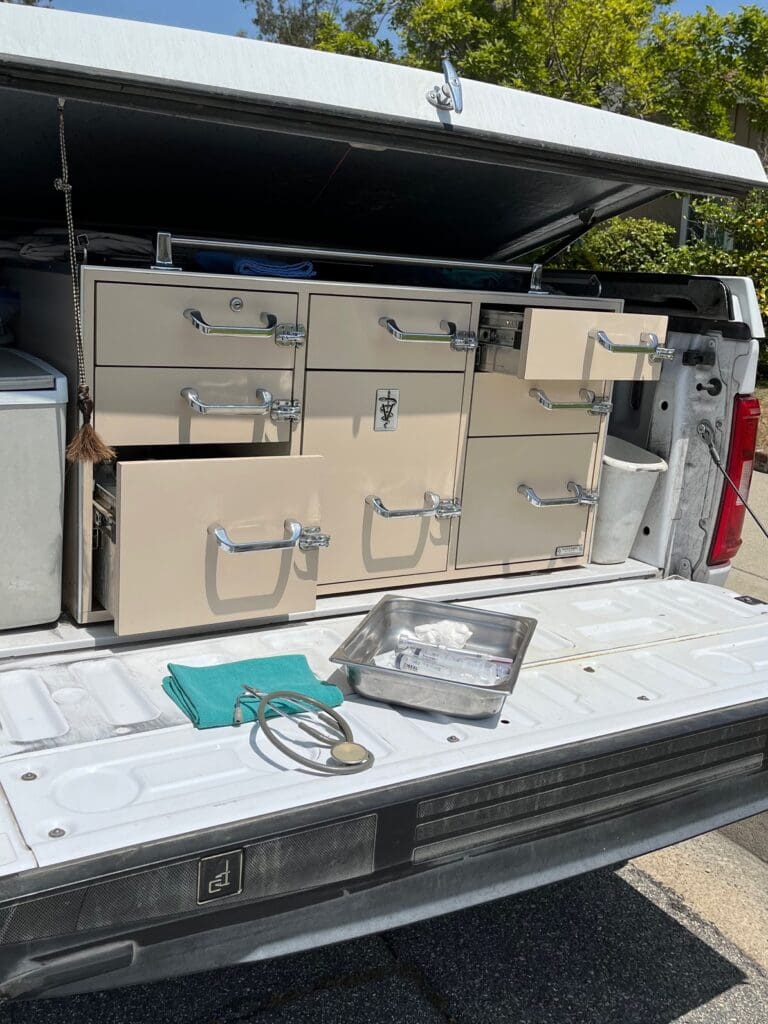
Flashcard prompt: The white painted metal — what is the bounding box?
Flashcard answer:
[0,560,657,662]
[0,578,765,870]
[0,6,764,193]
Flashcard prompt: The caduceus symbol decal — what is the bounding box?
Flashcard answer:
[378,390,398,428]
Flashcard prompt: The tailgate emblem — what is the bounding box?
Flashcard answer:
[197,849,244,904]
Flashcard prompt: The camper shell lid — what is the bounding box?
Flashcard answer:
[0,4,766,261]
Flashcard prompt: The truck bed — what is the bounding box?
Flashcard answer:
[0,575,764,872]
[0,572,766,996]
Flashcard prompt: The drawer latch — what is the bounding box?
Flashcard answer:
[517,481,599,509]
[270,399,302,423]
[275,324,306,347]
[211,520,330,553]
[529,388,612,416]
[590,328,675,363]
[366,492,462,519]
[298,526,332,551]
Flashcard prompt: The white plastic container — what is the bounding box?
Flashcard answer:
[0,350,67,629]
[592,436,668,565]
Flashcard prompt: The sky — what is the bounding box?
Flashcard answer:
[49,0,750,38]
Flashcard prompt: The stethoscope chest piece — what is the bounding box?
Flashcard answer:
[236,688,375,775]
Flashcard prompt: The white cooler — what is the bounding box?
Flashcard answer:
[0,350,67,629]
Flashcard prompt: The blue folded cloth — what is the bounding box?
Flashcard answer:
[194,251,316,278]
[162,654,342,729]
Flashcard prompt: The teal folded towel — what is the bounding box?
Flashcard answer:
[162,654,343,729]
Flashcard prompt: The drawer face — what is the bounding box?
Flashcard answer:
[307,295,472,371]
[457,435,597,568]
[469,374,605,436]
[303,371,464,585]
[95,367,294,446]
[114,456,323,635]
[518,309,669,381]
[95,282,298,368]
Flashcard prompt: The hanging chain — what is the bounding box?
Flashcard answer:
[54,99,87,398]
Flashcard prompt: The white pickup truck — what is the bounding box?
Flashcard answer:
[0,3,766,1001]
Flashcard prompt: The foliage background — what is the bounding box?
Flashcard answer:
[242,0,768,378]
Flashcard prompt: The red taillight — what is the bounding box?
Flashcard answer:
[708,395,762,565]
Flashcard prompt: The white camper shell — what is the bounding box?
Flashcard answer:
[0,4,766,1000]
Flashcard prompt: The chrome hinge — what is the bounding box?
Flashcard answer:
[270,399,302,423]
[435,497,463,519]
[451,331,477,352]
[275,323,306,347]
[298,527,331,551]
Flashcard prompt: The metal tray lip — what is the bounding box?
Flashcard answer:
[329,594,538,696]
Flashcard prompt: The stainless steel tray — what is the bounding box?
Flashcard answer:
[330,596,536,719]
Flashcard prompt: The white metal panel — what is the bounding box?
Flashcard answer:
[0,579,766,867]
[0,6,764,192]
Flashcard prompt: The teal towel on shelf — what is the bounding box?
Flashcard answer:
[162,654,343,730]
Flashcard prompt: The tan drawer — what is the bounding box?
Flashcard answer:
[302,371,464,585]
[469,374,607,436]
[457,435,598,568]
[107,455,325,635]
[95,282,300,368]
[95,367,295,446]
[518,309,669,381]
[307,294,473,371]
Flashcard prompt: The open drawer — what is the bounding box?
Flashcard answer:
[517,309,670,381]
[94,455,327,636]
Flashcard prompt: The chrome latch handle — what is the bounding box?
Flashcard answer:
[517,481,599,508]
[297,526,331,551]
[184,308,279,338]
[270,399,302,424]
[275,324,306,347]
[590,328,675,362]
[180,387,273,416]
[529,388,612,416]
[366,491,441,519]
[378,317,477,351]
[426,54,463,114]
[435,497,462,519]
[210,519,303,553]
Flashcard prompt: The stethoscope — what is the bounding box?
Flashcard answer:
[232,686,374,775]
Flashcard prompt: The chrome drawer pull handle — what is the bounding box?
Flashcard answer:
[184,308,278,337]
[529,388,612,416]
[180,387,273,415]
[366,492,462,519]
[590,328,675,362]
[210,520,330,553]
[517,481,599,508]
[378,317,477,351]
